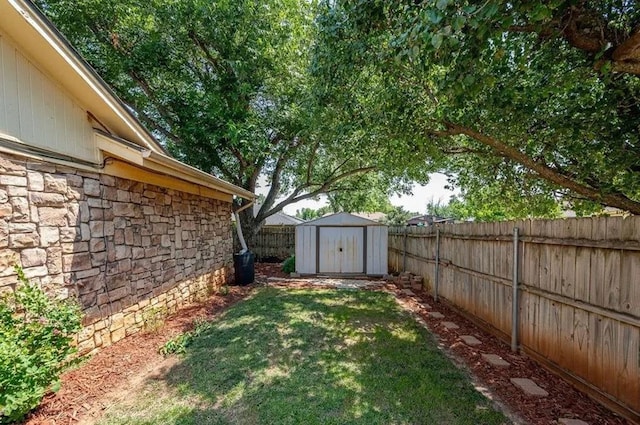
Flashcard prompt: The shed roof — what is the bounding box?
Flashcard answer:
[298,212,386,227]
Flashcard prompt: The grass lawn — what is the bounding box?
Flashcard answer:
[99,288,508,425]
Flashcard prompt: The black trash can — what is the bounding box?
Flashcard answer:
[233,251,255,285]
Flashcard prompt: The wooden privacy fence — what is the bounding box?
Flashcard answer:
[389,217,640,422]
[234,225,296,261]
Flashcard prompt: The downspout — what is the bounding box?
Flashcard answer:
[233,200,254,254]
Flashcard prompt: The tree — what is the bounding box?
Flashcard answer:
[383,206,413,226]
[36,0,434,247]
[312,1,640,215]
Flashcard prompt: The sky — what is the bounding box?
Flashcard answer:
[256,172,459,216]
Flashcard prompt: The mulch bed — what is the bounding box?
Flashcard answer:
[22,263,633,425]
[388,285,632,425]
[23,285,252,425]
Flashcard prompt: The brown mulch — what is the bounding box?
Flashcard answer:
[388,285,633,425]
[22,263,634,425]
[24,285,252,425]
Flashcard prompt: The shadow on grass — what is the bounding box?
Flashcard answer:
[102,288,508,425]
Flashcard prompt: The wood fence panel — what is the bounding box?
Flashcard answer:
[235,225,296,261]
[388,216,640,420]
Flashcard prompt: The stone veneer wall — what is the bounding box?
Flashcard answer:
[0,152,233,355]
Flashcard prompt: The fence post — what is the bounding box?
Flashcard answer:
[434,227,440,303]
[403,226,408,272]
[511,226,520,353]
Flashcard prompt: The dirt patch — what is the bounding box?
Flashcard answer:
[23,285,252,425]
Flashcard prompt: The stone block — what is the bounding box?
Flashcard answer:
[90,221,104,238]
[29,192,65,207]
[43,174,67,193]
[161,235,171,247]
[60,227,80,243]
[0,157,26,173]
[110,327,125,343]
[90,208,104,221]
[6,186,27,197]
[75,267,101,279]
[62,252,92,272]
[84,178,101,196]
[80,223,91,241]
[23,265,48,278]
[0,250,19,273]
[23,175,44,196]
[11,197,29,221]
[510,378,548,397]
[46,247,63,274]
[9,222,36,233]
[441,321,459,330]
[481,354,511,368]
[116,190,130,202]
[38,207,68,226]
[0,203,12,218]
[115,245,131,260]
[104,221,114,236]
[113,202,136,217]
[9,233,39,248]
[460,335,482,346]
[90,238,106,252]
[21,248,47,267]
[100,174,116,187]
[0,175,27,186]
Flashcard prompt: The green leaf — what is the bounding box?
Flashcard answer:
[431,33,443,49]
[436,0,449,11]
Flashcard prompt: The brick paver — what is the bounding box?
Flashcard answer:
[459,335,482,346]
[441,321,459,330]
[481,353,510,367]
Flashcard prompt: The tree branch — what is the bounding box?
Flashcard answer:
[439,122,640,214]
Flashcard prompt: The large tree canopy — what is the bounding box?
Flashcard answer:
[312,0,640,215]
[36,0,433,243]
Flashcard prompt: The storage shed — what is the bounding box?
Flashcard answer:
[295,213,388,275]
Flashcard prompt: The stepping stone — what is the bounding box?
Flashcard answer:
[510,378,548,397]
[401,289,415,296]
[428,312,445,319]
[419,303,432,310]
[460,335,482,346]
[441,321,459,330]
[559,419,589,425]
[481,353,510,368]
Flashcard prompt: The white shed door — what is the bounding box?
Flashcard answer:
[318,227,364,273]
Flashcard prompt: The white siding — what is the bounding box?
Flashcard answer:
[295,225,317,274]
[0,32,97,163]
[366,226,388,275]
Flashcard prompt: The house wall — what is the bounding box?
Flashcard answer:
[0,152,233,356]
[0,31,98,163]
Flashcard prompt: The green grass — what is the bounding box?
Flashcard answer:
[99,288,508,425]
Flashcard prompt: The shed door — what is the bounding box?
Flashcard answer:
[318,227,364,273]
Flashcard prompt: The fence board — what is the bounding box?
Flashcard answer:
[234,225,296,261]
[388,217,640,420]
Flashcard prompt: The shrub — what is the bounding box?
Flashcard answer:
[0,267,82,424]
[282,255,295,274]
